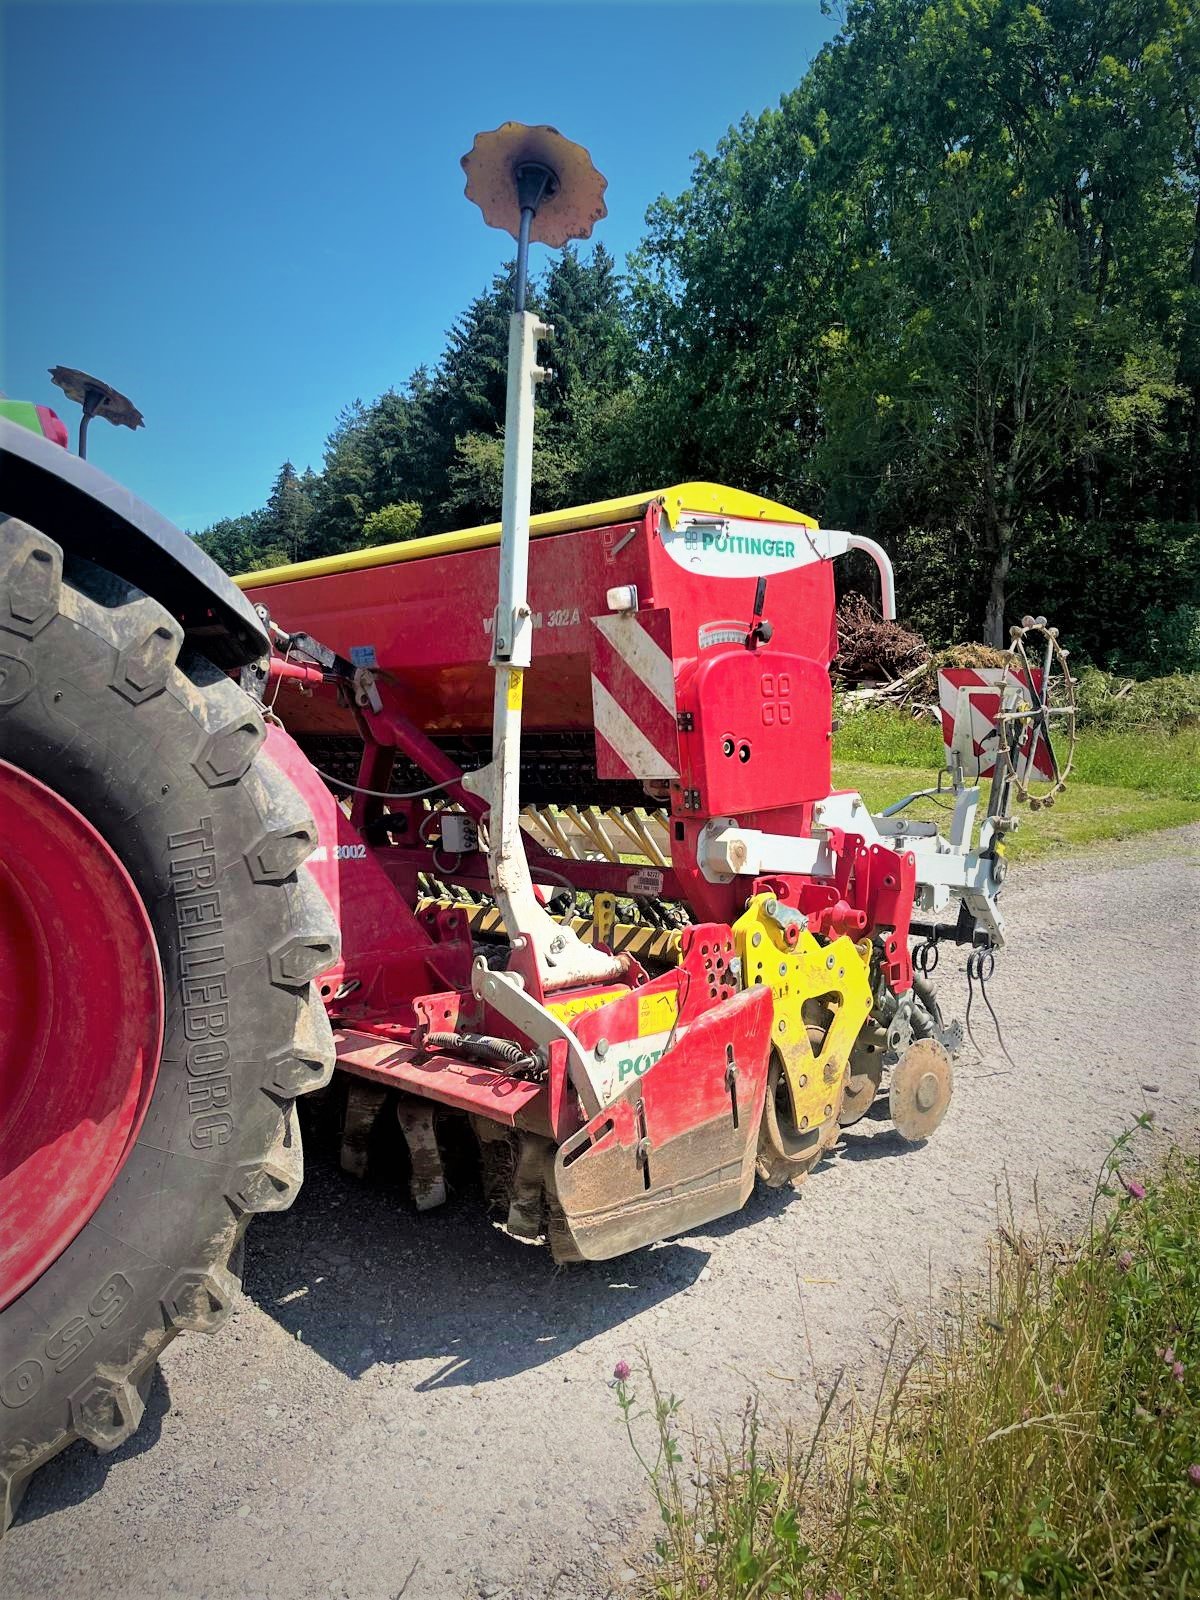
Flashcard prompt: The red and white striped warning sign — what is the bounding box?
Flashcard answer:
[938,667,1053,780]
[590,610,679,781]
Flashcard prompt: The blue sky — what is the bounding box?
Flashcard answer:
[3,2,837,532]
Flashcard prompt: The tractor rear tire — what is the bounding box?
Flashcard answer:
[0,517,338,1531]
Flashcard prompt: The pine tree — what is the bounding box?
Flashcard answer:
[264,461,314,562]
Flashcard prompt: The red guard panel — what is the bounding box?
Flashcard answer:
[552,984,773,1260]
[676,647,832,815]
[938,667,1053,780]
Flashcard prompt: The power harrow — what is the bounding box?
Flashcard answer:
[237,477,1070,1255]
[0,122,1073,1525]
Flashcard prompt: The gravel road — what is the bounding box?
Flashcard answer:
[4,826,1198,1600]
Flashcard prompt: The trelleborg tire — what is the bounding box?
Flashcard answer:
[0,517,338,1531]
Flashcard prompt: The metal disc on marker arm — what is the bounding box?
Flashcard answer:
[461,123,607,246]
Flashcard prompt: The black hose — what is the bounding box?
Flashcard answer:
[637,896,669,931]
[912,972,945,1032]
[422,1031,541,1075]
[530,865,578,921]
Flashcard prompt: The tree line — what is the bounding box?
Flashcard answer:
[197,0,1198,669]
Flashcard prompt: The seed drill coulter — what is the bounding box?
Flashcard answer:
[0,126,1073,1523]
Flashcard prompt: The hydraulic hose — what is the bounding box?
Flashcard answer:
[911,973,945,1035]
[422,1031,541,1076]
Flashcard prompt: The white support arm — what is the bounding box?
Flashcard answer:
[696,789,1005,946]
[465,310,624,990]
[816,531,897,620]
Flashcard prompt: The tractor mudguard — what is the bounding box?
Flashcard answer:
[550,984,773,1260]
[0,418,268,670]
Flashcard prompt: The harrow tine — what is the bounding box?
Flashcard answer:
[613,808,670,868]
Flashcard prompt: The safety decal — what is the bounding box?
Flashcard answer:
[589,609,678,782]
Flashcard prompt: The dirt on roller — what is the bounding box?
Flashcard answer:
[3,827,1197,1600]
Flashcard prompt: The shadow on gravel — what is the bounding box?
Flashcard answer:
[700,1174,799,1239]
[835,1125,919,1163]
[700,1123,918,1244]
[12,1366,171,1530]
[244,1097,709,1388]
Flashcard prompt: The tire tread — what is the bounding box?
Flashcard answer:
[0,518,337,1530]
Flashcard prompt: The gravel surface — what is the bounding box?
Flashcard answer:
[4,826,1198,1600]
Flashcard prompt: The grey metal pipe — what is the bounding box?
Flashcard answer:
[514,205,534,314]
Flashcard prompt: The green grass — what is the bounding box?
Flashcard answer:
[1071,728,1200,802]
[831,760,1200,859]
[832,706,947,769]
[620,1132,1200,1599]
[830,706,1200,852]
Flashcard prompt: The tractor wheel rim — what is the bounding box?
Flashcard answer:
[0,759,164,1310]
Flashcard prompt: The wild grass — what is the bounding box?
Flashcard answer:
[1073,669,1200,737]
[833,705,1200,804]
[829,702,1200,853]
[1072,728,1200,803]
[831,760,1200,859]
[832,705,946,769]
[620,1128,1200,1599]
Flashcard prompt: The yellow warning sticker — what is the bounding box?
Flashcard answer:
[547,988,626,1025]
[506,669,524,711]
[637,989,679,1035]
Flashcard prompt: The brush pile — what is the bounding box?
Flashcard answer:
[908,644,1012,701]
[833,594,928,683]
[835,595,1012,721]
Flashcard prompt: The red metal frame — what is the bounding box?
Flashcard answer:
[333,1028,558,1133]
